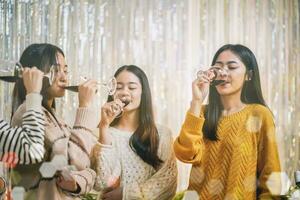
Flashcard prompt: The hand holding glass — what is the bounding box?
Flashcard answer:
[0,62,57,85]
[196,66,228,86]
[110,95,131,118]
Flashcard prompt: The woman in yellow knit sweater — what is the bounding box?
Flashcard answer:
[173,44,281,199]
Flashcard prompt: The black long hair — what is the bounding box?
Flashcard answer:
[11,43,65,120]
[203,44,266,141]
[109,65,162,169]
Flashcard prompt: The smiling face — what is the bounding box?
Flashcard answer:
[214,50,248,97]
[47,52,69,98]
[113,70,142,113]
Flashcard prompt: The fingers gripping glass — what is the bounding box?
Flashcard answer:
[0,62,57,85]
[111,95,131,118]
[63,76,117,95]
[196,66,228,86]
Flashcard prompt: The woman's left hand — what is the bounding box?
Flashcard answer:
[56,173,79,193]
[101,187,123,200]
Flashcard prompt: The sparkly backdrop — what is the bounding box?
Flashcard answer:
[0,0,299,191]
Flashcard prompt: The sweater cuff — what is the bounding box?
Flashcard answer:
[183,112,205,132]
[74,107,98,130]
[71,169,96,195]
[25,93,42,112]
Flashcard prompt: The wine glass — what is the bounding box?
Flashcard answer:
[0,62,57,85]
[64,76,117,96]
[196,66,228,86]
[110,93,131,118]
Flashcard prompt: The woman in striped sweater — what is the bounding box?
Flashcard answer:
[0,67,44,196]
[10,43,98,200]
[174,44,281,199]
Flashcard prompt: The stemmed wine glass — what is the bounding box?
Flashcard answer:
[196,66,228,86]
[64,76,117,96]
[110,94,131,118]
[0,62,57,85]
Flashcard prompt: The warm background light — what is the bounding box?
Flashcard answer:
[0,0,299,191]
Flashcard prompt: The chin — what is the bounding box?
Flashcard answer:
[216,88,229,94]
[57,91,65,97]
[217,89,241,97]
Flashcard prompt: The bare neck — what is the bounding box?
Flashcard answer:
[220,94,246,116]
[47,98,54,108]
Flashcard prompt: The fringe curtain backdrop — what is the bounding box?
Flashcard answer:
[0,0,299,191]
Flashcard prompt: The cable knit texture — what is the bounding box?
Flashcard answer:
[173,104,281,200]
[91,125,178,200]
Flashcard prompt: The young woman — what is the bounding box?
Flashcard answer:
[91,65,177,200]
[173,44,281,199]
[11,43,98,200]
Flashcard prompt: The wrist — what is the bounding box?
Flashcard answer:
[191,99,203,104]
[25,93,42,112]
[189,100,202,117]
[79,103,89,108]
[26,90,40,94]
[98,120,109,129]
[98,126,112,144]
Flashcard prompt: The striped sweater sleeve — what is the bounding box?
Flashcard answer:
[0,93,45,165]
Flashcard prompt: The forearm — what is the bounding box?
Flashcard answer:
[91,143,120,191]
[69,168,96,195]
[25,93,42,112]
[173,112,205,163]
[98,125,113,145]
[71,107,98,154]
[189,100,202,117]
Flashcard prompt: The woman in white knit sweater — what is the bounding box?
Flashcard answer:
[92,65,177,200]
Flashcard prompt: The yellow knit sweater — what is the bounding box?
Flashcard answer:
[174,104,281,200]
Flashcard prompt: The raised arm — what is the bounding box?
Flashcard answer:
[2,67,45,164]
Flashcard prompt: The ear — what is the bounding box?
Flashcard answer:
[245,70,253,81]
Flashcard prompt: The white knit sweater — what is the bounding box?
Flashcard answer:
[91,125,177,200]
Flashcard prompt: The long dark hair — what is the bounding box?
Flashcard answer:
[109,65,162,169]
[203,44,266,141]
[11,43,65,120]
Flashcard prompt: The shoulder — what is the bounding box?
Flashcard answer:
[247,104,274,120]
[246,104,275,130]
[249,104,272,113]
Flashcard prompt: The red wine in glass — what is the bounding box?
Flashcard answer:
[197,67,228,86]
[64,76,117,95]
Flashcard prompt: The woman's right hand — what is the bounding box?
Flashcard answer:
[98,99,125,145]
[22,67,44,94]
[192,70,212,102]
[189,70,212,116]
[99,99,125,128]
